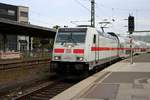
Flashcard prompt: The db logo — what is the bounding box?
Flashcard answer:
[66,49,72,53]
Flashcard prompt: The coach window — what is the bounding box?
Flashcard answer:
[93,34,96,44]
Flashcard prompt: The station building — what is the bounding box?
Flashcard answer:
[0,2,31,51]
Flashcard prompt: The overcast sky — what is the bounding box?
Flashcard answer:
[0,0,150,34]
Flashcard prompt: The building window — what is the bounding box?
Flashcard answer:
[0,9,7,15]
[20,11,28,17]
[8,10,15,16]
[19,40,27,52]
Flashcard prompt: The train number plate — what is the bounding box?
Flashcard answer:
[66,49,72,53]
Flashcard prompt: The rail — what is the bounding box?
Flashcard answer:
[14,79,76,100]
[0,58,51,70]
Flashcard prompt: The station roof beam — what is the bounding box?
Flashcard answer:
[0,18,56,38]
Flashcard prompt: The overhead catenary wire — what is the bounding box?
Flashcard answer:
[74,0,150,33]
[73,0,102,18]
[73,0,91,12]
[95,2,149,25]
[72,0,104,27]
[31,0,150,29]
[96,1,150,13]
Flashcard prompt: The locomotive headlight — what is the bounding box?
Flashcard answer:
[68,45,72,49]
[76,57,83,61]
[54,56,61,60]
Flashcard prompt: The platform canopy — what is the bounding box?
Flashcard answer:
[0,18,56,38]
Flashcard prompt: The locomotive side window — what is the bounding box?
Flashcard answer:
[93,34,96,44]
[56,32,86,43]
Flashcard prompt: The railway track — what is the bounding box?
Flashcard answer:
[0,58,50,70]
[0,57,122,100]
[13,79,77,100]
[14,58,121,100]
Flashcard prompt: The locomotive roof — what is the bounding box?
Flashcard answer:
[59,28,87,32]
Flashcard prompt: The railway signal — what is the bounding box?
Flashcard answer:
[128,15,135,64]
[128,15,135,33]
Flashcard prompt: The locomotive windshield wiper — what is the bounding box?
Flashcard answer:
[61,33,77,45]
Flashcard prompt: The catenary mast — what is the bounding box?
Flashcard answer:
[91,0,95,27]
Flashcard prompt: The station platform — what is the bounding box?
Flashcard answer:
[51,53,150,100]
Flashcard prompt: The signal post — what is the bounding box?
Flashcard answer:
[128,15,135,64]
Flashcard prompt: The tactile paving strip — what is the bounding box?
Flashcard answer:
[82,84,119,99]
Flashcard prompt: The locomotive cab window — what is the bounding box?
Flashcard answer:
[56,31,86,43]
